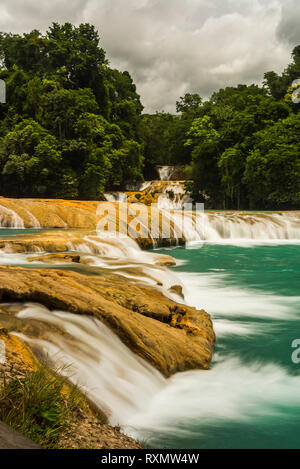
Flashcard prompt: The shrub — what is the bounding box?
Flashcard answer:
[0,364,83,448]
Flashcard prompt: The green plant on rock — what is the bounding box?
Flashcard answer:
[0,364,84,448]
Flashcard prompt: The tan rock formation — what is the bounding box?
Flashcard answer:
[0,198,186,247]
[28,253,81,264]
[0,229,177,268]
[0,325,36,378]
[0,266,215,377]
[169,285,184,298]
[0,324,142,449]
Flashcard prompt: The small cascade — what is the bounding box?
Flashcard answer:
[138,181,152,191]
[124,179,192,210]
[184,211,300,243]
[0,203,42,228]
[104,192,127,203]
[156,182,192,210]
[156,166,177,181]
[0,204,25,228]
[23,209,41,228]
[12,303,166,426]
[68,232,181,292]
[165,210,300,244]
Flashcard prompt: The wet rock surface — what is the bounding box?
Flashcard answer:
[0,326,142,449]
[0,266,215,377]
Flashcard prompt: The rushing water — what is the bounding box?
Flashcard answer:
[126,242,300,449]
[0,212,300,448]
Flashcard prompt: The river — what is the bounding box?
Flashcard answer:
[126,241,300,448]
[0,210,299,448]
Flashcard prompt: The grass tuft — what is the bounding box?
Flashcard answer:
[0,364,83,448]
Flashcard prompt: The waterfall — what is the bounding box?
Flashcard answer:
[0,204,24,228]
[0,203,42,229]
[1,201,299,447]
[0,196,299,243]
[67,232,181,293]
[104,192,127,203]
[23,209,41,228]
[139,181,152,191]
[169,211,300,244]
[12,303,166,426]
[156,182,192,210]
[157,166,177,181]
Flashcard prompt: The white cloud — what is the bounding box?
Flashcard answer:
[0,0,298,112]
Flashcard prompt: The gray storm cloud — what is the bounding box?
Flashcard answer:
[0,0,299,112]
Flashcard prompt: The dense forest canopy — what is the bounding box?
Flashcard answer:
[141,49,300,210]
[0,23,144,199]
[0,22,299,209]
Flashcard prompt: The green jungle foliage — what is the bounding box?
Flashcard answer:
[141,56,300,209]
[0,23,144,199]
[0,23,299,208]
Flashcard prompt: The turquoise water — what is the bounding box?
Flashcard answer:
[0,228,44,237]
[142,243,300,449]
[1,224,300,448]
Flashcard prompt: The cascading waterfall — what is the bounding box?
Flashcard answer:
[0,197,300,447]
[0,203,42,229]
[169,211,300,244]
[157,166,177,181]
[9,263,300,445]
[0,199,299,243]
[104,192,127,203]
[0,204,25,228]
[64,232,181,293]
[11,304,166,426]
[156,182,192,210]
[23,209,41,228]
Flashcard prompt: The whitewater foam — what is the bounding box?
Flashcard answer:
[125,356,300,440]
[179,272,300,320]
[14,304,166,425]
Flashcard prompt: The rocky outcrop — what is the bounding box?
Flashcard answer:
[156,165,186,181]
[0,229,177,268]
[0,197,98,228]
[126,180,190,208]
[0,266,215,377]
[0,195,215,448]
[169,285,184,298]
[0,229,97,253]
[0,325,36,377]
[0,326,142,449]
[28,253,81,264]
[57,417,143,449]
[0,198,186,248]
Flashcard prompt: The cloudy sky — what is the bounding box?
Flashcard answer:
[0,0,299,112]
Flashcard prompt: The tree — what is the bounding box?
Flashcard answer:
[184,116,222,203]
[264,46,300,103]
[218,147,245,209]
[244,113,300,209]
[139,113,175,179]
[0,119,76,197]
[0,22,145,199]
[176,93,202,114]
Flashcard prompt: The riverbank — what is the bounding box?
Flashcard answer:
[0,197,299,448]
[0,197,217,448]
[0,326,143,449]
